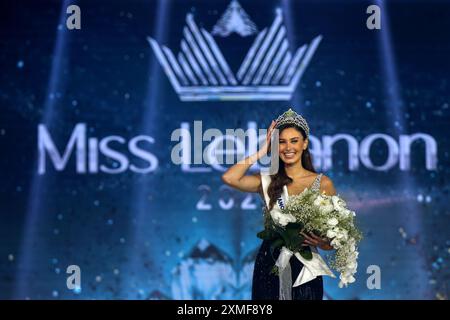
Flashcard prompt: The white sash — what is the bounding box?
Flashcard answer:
[260,174,336,300]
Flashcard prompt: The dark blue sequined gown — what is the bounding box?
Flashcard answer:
[252,173,324,300]
[251,239,323,300]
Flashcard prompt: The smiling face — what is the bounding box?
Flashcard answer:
[278,126,308,165]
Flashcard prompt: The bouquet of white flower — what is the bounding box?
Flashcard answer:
[258,188,362,288]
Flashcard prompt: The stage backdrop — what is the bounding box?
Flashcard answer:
[0,0,449,299]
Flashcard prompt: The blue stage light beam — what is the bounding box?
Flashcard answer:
[375,0,429,298]
[281,0,305,106]
[14,0,73,299]
[122,0,171,299]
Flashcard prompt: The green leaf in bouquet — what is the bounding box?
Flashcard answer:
[286,222,304,230]
[294,234,306,251]
[270,238,284,252]
[256,229,279,241]
[282,222,304,251]
[299,246,313,260]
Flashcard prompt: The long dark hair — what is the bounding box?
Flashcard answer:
[267,124,315,211]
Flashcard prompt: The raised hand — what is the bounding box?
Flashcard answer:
[257,120,277,159]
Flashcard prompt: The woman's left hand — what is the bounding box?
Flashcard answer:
[301,232,334,251]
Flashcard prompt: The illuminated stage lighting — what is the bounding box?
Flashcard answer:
[14,0,74,299]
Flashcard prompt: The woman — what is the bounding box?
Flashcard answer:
[222,108,337,300]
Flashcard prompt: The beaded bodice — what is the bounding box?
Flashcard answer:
[309,173,323,192]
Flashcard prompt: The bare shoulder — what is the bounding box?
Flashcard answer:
[320,174,337,196]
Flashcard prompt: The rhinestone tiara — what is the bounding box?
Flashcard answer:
[274,108,310,137]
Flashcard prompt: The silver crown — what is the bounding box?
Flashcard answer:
[274,108,310,137]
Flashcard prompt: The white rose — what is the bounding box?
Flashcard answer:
[270,211,296,227]
[321,204,334,214]
[314,195,332,208]
[327,218,339,227]
[331,238,341,248]
[331,195,346,211]
[340,273,355,285]
[313,195,324,207]
[339,209,351,217]
[326,229,337,239]
[347,275,356,284]
[347,261,357,270]
[280,213,296,226]
[335,229,348,240]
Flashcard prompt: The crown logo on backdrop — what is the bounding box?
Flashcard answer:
[147,1,322,101]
